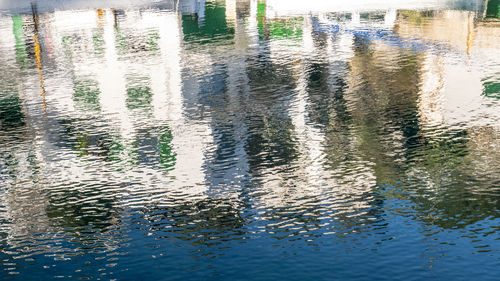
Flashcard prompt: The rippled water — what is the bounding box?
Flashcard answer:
[0,0,499,280]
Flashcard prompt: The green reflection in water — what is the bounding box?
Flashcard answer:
[482,79,500,99]
[115,30,127,52]
[92,29,105,55]
[107,139,124,163]
[73,79,101,111]
[268,18,303,41]
[73,135,89,156]
[114,26,160,55]
[257,3,302,41]
[486,0,500,18]
[158,127,176,171]
[12,15,28,68]
[257,1,266,39]
[0,95,25,129]
[126,86,153,109]
[182,0,234,44]
[62,35,74,60]
[57,119,128,162]
[146,31,160,52]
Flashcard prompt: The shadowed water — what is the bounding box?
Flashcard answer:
[0,0,499,280]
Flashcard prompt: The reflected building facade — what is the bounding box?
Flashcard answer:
[0,0,498,263]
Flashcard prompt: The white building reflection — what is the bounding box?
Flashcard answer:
[0,0,498,256]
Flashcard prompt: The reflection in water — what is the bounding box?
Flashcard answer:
[0,0,499,280]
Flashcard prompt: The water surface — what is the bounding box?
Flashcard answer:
[0,0,499,280]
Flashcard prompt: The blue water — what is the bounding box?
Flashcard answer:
[0,0,499,280]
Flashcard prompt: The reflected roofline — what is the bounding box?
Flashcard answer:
[0,0,488,15]
[0,0,178,14]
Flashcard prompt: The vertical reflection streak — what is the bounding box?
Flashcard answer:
[32,4,47,112]
[289,17,327,190]
[99,9,132,138]
[159,10,211,198]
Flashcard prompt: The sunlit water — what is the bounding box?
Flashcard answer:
[0,0,499,280]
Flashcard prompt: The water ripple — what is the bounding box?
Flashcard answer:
[0,1,499,280]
